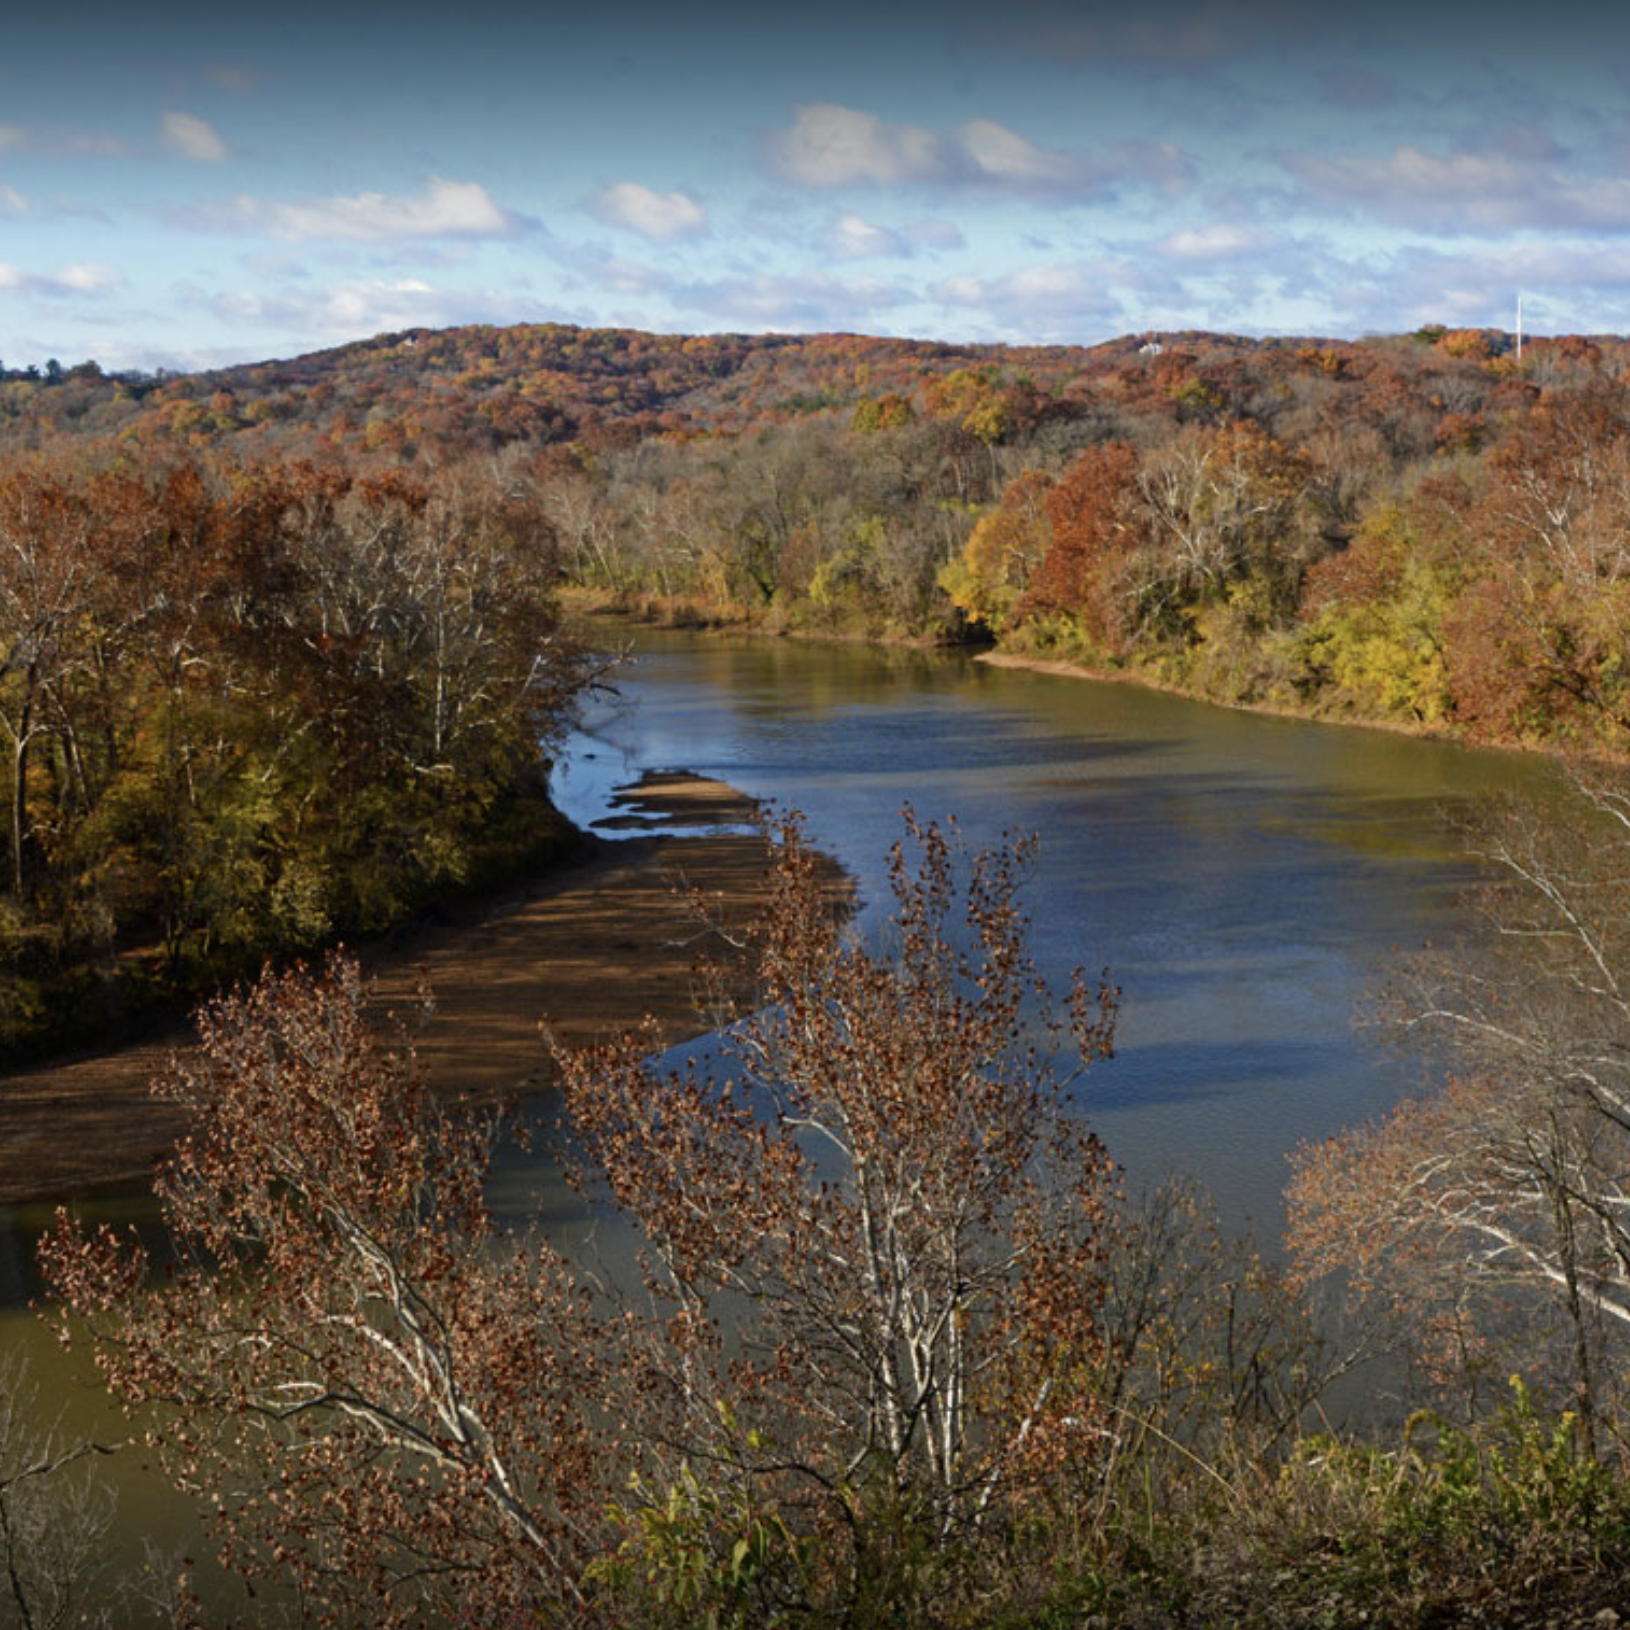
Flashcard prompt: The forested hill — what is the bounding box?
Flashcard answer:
[5,320,1616,465]
[0,323,1105,461]
[7,314,1630,1058]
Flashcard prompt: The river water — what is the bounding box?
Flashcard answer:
[0,628,1548,1617]
[552,630,1541,1229]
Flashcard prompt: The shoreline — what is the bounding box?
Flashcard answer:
[974,648,1630,768]
[576,596,1607,765]
[0,772,820,1207]
[971,649,1469,747]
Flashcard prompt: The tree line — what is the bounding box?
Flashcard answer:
[0,452,587,1053]
[542,336,1630,757]
[13,319,1630,761]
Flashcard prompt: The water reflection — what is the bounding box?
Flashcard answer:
[554,630,1543,1231]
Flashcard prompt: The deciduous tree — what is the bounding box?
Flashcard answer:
[42,956,614,1628]
[1288,770,1630,1439]
[557,812,1119,1552]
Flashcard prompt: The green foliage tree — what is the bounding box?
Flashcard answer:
[938,469,1054,632]
[1295,503,1458,723]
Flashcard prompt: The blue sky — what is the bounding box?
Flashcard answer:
[3,0,1629,369]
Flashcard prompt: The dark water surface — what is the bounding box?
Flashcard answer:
[551,631,1540,1229]
[0,629,1548,1614]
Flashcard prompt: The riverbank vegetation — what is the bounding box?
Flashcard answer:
[538,329,1630,760]
[0,456,590,1055]
[22,320,1630,755]
[28,785,1630,1628]
[10,320,1630,1041]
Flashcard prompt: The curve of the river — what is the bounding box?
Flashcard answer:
[552,628,1542,1230]
[0,626,1549,1619]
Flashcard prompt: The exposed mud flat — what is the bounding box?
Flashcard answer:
[0,773,811,1204]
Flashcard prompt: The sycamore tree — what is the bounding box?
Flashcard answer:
[556,811,1119,1570]
[0,1355,118,1630]
[1288,769,1630,1443]
[41,956,615,1628]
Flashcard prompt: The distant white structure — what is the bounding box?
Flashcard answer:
[1139,339,1164,356]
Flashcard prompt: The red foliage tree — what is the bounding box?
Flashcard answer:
[557,813,1119,1545]
[42,955,614,1626]
[1020,441,1139,637]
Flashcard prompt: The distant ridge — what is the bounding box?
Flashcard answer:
[0,319,1619,466]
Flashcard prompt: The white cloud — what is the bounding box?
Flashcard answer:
[57,262,121,292]
[185,177,525,242]
[1154,222,1268,260]
[769,104,948,187]
[958,119,1080,187]
[1385,241,1630,327]
[938,264,1097,304]
[0,186,28,217]
[1282,139,1630,233]
[767,103,1192,199]
[0,260,121,298]
[161,111,232,163]
[211,276,549,336]
[588,181,707,240]
[932,259,1138,333]
[829,212,906,259]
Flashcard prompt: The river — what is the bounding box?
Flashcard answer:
[552,629,1540,1229]
[0,627,1548,1619]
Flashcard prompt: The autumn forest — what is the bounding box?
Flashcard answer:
[11,319,1630,1627]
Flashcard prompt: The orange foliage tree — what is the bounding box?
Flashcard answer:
[1446,385,1630,742]
[1020,441,1139,643]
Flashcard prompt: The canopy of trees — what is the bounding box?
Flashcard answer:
[0,454,587,1053]
[9,318,1630,752]
[13,318,1630,1044]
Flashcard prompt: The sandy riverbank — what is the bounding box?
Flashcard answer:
[0,772,813,1205]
